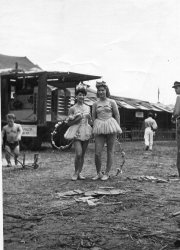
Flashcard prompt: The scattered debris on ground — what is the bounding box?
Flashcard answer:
[2,141,180,250]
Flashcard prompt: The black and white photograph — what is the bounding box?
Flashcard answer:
[1,0,180,249]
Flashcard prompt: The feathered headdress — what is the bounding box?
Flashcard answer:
[75,82,87,95]
[96,81,107,89]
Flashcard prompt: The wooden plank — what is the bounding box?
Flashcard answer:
[51,89,58,121]
[1,76,9,120]
[37,73,47,125]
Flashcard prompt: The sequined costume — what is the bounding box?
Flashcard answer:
[64,104,92,141]
[93,99,122,134]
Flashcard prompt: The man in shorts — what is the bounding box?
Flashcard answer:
[1,113,23,167]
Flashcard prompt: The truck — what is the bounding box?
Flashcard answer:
[1,68,100,150]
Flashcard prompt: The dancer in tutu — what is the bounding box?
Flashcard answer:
[92,81,122,181]
[64,83,92,180]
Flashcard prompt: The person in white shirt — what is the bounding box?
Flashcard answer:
[171,81,180,177]
[144,112,157,151]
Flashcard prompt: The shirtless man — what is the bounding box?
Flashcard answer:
[1,113,23,167]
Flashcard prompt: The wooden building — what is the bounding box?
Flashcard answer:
[111,96,173,130]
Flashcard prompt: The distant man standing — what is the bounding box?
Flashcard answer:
[144,112,157,151]
[171,81,180,177]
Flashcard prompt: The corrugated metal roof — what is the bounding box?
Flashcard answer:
[132,103,149,110]
[110,95,172,113]
[116,100,136,109]
[143,105,162,112]
[152,103,172,113]
[136,102,162,112]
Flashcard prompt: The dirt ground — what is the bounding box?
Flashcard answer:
[2,140,180,250]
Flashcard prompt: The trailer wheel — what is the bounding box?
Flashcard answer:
[21,137,42,151]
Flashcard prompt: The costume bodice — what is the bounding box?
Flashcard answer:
[65,103,92,141]
[73,104,90,125]
[96,99,113,120]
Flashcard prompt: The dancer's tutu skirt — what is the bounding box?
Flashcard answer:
[93,117,122,135]
[64,124,92,141]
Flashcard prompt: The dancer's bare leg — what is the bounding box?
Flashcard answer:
[105,133,116,174]
[94,135,105,174]
[78,140,89,174]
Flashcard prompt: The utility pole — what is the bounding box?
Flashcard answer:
[158,88,160,103]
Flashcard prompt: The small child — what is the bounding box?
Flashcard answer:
[1,113,23,167]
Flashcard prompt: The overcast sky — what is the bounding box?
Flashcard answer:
[1,0,180,104]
